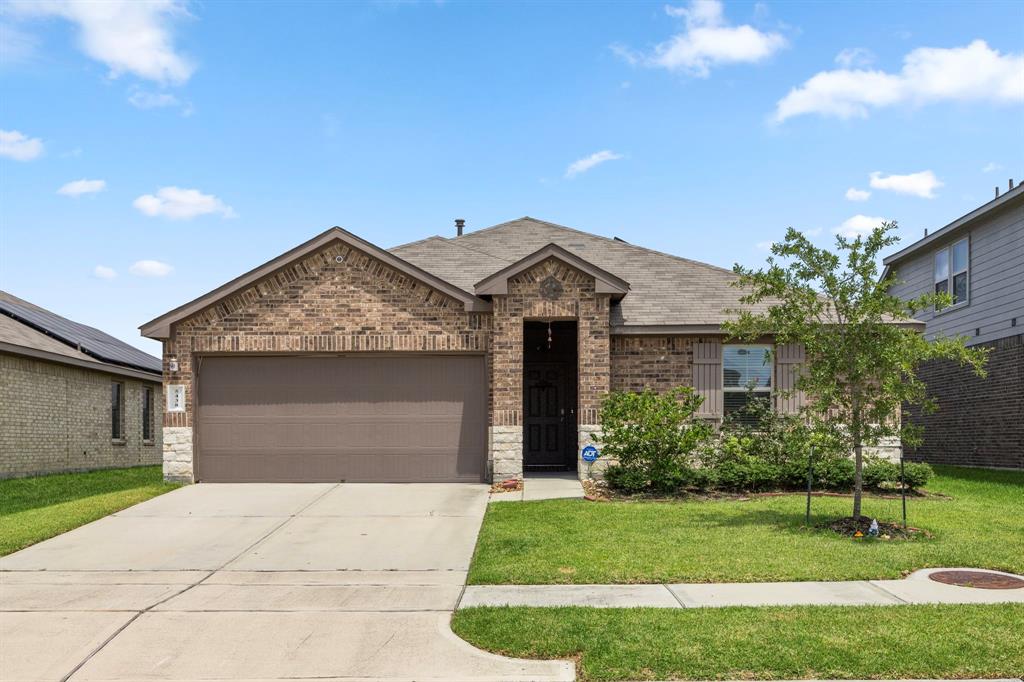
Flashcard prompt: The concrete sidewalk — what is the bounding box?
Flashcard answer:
[490,473,585,502]
[459,567,1024,609]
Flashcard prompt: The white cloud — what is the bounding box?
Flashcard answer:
[845,187,871,202]
[128,90,179,109]
[8,0,195,84]
[803,227,823,236]
[833,214,888,238]
[982,161,1003,173]
[133,186,237,220]
[0,129,43,160]
[129,260,173,277]
[835,47,874,69]
[58,178,106,197]
[0,22,38,64]
[775,40,1024,122]
[565,150,623,179]
[614,0,787,78]
[755,240,774,251]
[93,265,117,280]
[869,170,943,198]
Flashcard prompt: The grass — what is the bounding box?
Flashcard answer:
[469,465,1024,584]
[0,465,180,556]
[452,603,1024,681]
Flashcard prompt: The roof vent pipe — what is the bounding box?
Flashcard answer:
[455,218,465,237]
[995,186,1000,198]
[1010,178,1016,191]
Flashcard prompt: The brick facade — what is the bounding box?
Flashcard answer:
[0,353,163,478]
[610,335,703,394]
[906,333,1023,469]
[162,240,490,482]
[490,257,611,479]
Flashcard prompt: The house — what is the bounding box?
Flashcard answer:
[141,217,813,484]
[884,183,1024,470]
[0,291,164,478]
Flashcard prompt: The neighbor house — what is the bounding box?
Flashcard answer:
[883,182,1024,470]
[140,217,823,484]
[0,291,164,478]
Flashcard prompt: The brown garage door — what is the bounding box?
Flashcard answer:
[196,355,487,483]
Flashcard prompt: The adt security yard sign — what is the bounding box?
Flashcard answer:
[581,445,600,462]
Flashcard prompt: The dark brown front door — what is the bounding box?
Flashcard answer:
[524,363,576,470]
[195,355,487,483]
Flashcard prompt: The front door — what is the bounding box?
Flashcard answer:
[523,363,576,470]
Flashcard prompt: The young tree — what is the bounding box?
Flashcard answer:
[724,223,987,520]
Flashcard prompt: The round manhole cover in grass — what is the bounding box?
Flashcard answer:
[929,570,1024,589]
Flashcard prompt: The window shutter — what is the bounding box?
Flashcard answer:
[693,340,723,417]
[774,342,807,414]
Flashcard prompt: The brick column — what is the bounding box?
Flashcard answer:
[577,293,611,479]
[490,294,524,480]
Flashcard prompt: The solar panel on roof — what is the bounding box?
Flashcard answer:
[0,298,161,373]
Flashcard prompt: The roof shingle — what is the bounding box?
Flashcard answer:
[391,217,770,329]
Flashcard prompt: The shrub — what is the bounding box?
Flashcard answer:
[699,395,850,492]
[863,458,934,490]
[903,461,934,489]
[604,464,649,494]
[599,387,712,494]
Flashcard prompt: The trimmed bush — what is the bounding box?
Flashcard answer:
[599,387,712,494]
[601,388,933,496]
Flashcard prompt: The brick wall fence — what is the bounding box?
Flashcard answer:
[0,353,163,478]
[905,333,1023,469]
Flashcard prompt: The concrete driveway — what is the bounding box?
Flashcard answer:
[0,483,572,682]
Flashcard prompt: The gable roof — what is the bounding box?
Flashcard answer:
[883,183,1024,275]
[0,291,161,379]
[474,243,630,297]
[140,226,492,339]
[392,216,771,331]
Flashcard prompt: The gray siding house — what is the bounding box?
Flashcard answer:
[884,183,1023,469]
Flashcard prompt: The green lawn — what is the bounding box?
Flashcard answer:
[0,465,180,556]
[469,465,1024,584]
[452,603,1024,681]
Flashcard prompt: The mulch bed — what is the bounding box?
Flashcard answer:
[489,478,523,494]
[824,516,931,540]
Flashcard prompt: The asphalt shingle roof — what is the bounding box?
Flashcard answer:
[391,217,770,328]
[0,291,162,374]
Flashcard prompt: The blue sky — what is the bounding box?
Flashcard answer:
[2,0,1022,355]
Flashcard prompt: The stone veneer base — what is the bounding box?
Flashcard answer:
[163,426,194,483]
[576,424,611,480]
[490,425,523,481]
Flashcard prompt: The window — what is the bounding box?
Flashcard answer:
[142,386,154,442]
[723,345,772,423]
[934,238,969,309]
[111,382,124,440]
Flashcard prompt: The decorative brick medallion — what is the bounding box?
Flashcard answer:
[539,276,564,301]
